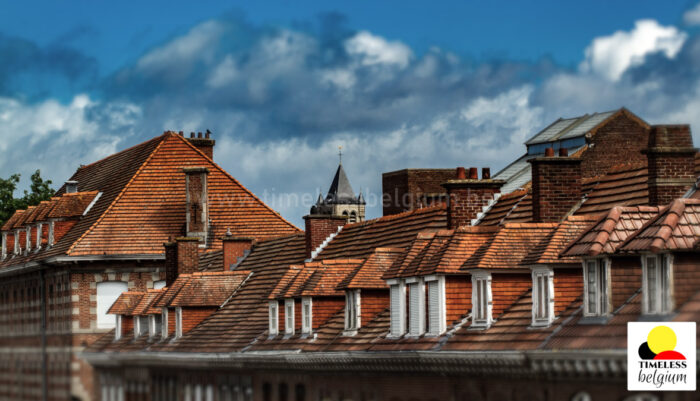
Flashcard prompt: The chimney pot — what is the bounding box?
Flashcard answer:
[65,181,78,194]
[197,132,203,138]
[558,148,568,157]
[545,147,555,157]
[455,167,467,180]
[482,168,491,179]
[179,131,184,136]
[468,167,478,179]
[205,129,211,139]
[190,132,195,138]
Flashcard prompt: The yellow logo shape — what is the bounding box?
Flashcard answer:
[647,325,677,354]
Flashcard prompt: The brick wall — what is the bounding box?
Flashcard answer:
[382,169,454,216]
[53,220,78,245]
[176,238,200,276]
[610,257,642,310]
[222,237,255,270]
[312,298,344,329]
[491,273,531,317]
[553,269,582,315]
[443,183,502,229]
[529,156,582,222]
[303,215,346,259]
[360,290,389,328]
[672,253,700,307]
[445,277,470,325]
[581,113,649,178]
[181,307,218,334]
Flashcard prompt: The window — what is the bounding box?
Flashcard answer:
[153,280,166,290]
[344,290,361,333]
[48,221,54,246]
[407,279,425,336]
[284,299,295,335]
[471,271,492,328]
[301,297,312,334]
[1,232,6,258]
[14,230,20,255]
[161,308,169,339]
[115,315,122,341]
[96,281,128,329]
[349,211,357,224]
[388,281,406,337]
[532,267,554,326]
[25,227,31,251]
[175,307,183,338]
[642,254,673,315]
[294,383,306,401]
[35,223,42,250]
[278,383,289,401]
[425,275,446,336]
[149,314,162,337]
[134,315,149,338]
[583,259,609,317]
[268,301,279,335]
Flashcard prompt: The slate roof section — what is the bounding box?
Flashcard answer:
[521,215,599,266]
[524,109,631,146]
[562,206,662,257]
[317,205,447,260]
[338,248,404,289]
[107,292,145,315]
[619,199,700,253]
[326,163,357,203]
[460,223,558,271]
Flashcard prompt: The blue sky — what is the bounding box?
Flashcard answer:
[2,0,700,226]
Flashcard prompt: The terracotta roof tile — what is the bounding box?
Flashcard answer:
[521,215,599,266]
[131,290,163,316]
[562,206,662,257]
[47,191,99,219]
[276,260,363,298]
[576,162,649,215]
[620,199,700,252]
[169,271,251,307]
[2,209,26,231]
[107,292,145,315]
[479,189,529,226]
[338,248,404,289]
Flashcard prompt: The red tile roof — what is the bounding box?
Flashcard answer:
[478,189,530,226]
[575,162,648,215]
[561,206,662,257]
[1,209,25,231]
[520,215,599,266]
[107,292,145,315]
[338,247,404,289]
[48,191,99,219]
[619,199,700,253]
[290,260,362,297]
[131,290,163,316]
[169,271,251,307]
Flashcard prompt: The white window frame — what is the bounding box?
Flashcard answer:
[531,267,554,326]
[268,301,279,336]
[387,280,406,337]
[35,223,42,251]
[134,315,141,338]
[344,289,361,335]
[153,280,166,290]
[301,297,313,334]
[14,229,20,255]
[175,307,183,338]
[582,258,611,317]
[284,299,295,335]
[425,275,446,336]
[25,227,31,252]
[48,220,55,246]
[115,315,122,341]
[641,254,674,315]
[471,270,492,328]
[149,314,161,338]
[406,277,425,336]
[1,232,6,259]
[161,307,169,340]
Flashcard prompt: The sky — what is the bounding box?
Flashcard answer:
[2,0,700,227]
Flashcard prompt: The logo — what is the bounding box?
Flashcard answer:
[628,322,696,391]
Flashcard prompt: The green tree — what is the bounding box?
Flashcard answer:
[0,170,55,226]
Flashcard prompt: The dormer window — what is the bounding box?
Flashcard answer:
[35,223,42,250]
[1,232,7,259]
[115,315,122,341]
[471,271,492,328]
[642,254,673,315]
[425,275,446,336]
[583,259,610,317]
[407,278,425,336]
[161,308,169,340]
[284,299,295,335]
[531,267,554,326]
[175,307,183,338]
[388,280,406,337]
[25,227,31,252]
[301,297,312,334]
[48,221,55,247]
[14,230,20,255]
[134,316,148,338]
[149,314,162,338]
[268,301,279,336]
[344,290,360,335]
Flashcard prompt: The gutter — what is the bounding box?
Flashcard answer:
[0,254,164,277]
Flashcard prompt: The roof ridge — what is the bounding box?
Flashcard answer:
[649,199,686,252]
[171,133,300,232]
[342,204,446,229]
[76,132,169,170]
[65,135,169,255]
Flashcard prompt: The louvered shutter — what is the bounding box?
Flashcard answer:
[390,285,401,336]
[408,283,420,336]
[427,280,439,335]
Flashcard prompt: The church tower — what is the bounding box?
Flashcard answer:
[310,153,366,223]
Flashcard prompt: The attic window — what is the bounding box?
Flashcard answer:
[388,281,406,337]
[1,232,7,259]
[268,301,279,336]
[175,307,183,338]
[471,271,492,328]
[583,259,609,317]
[161,308,169,340]
[531,267,554,326]
[642,254,673,315]
[149,315,162,338]
[407,279,425,336]
[344,290,361,334]
[115,316,122,341]
[284,299,295,335]
[301,297,312,334]
[425,275,446,336]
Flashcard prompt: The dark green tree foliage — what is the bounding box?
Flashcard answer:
[0,170,55,226]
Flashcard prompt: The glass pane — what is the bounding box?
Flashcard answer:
[598,263,607,315]
[586,263,597,314]
[475,280,483,320]
[660,256,668,312]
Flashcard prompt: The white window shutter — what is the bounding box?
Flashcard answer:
[408,280,425,336]
[284,299,295,335]
[268,301,278,335]
[389,283,406,337]
[427,280,439,335]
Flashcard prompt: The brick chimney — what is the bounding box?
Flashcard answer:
[184,167,209,243]
[528,147,582,222]
[441,167,504,229]
[644,125,697,206]
[187,130,215,160]
[303,214,347,259]
[164,237,200,286]
[222,233,255,270]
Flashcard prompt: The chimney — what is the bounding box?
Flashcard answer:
[222,234,255,270]
[441,167,505,229]
[65,181,78,194]
[644,125,697,206]
[184,167,209,243]
[164,241,178,286]
[163,236,200,286]
[303,214,347,259]
[528,147,582,222]
[187,129,215,160]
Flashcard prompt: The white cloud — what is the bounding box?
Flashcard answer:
[345,31,412,68]
[580,19,687,81]
[684,3,700,26]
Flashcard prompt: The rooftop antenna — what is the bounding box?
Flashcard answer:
[338,145,343,165]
